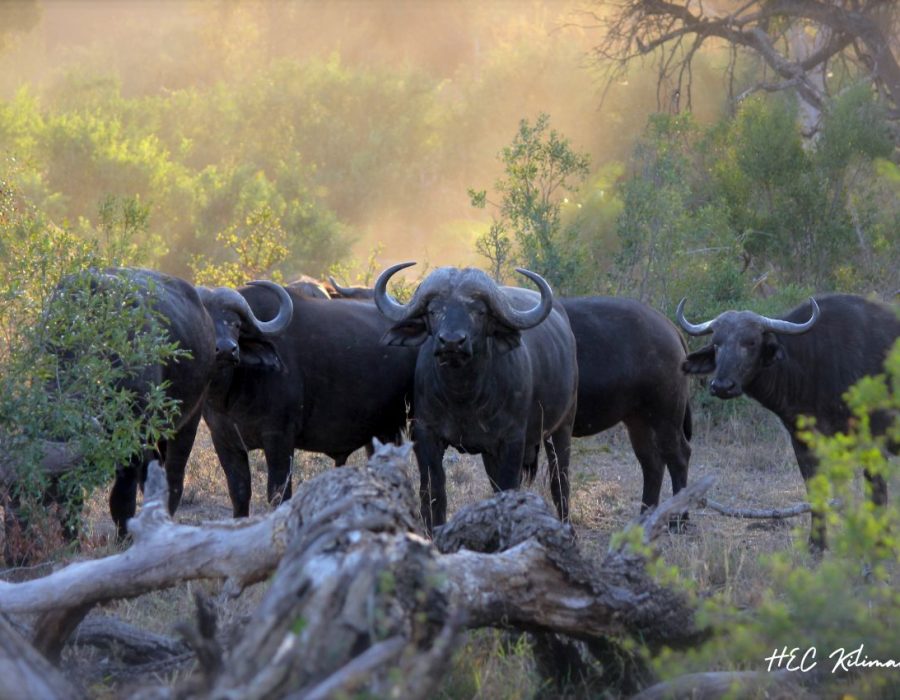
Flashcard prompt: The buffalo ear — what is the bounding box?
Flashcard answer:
[492,324,522,355]
[760,333,785,367]
[382,319,429,347]
[682,345,716,375]
[238,338,286,372]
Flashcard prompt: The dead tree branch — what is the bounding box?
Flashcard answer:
[0,613,84,700]
[2,443,715,698]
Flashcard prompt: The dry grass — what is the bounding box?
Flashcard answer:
[4,399,883,698]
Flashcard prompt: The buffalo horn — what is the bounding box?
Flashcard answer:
[675,298,715,336]
[246,281,293,334]
[327,275,356,297]
[488,268,555,330]
[757,298,820,335]
[373,261,418,321]
[197,282,293,335]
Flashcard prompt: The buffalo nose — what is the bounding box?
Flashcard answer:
[710,378,736,396]
[437,330,467,350]
[216,338,239,362]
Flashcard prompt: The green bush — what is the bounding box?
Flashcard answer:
[470,113,593,293]
[654,337,900,697]
[0,170,182,561]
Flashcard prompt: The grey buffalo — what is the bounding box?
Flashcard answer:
[374,263,578,532]
[677,293,900,548]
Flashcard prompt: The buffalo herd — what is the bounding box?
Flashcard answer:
[33,266,900,550]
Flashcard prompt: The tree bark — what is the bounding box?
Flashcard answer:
[0,613,84,700]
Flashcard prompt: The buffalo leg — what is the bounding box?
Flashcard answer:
[545,428,572,522]
[109,453,143,540]
[412,423,447,534]
[625,419,665,513]
[209,423,252,518]
[864,470,888,508]
[484,439,526,493]
[161,408,203,516]
[791,436,825,551]
[659,418,692,529]
[261,431,294,507]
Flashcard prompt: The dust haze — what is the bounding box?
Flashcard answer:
[0,0,725,272]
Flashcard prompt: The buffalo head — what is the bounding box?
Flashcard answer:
[373,263,553,366]
[676,298,820,398]
[197,281,293,370]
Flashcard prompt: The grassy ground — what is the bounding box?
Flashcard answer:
[5,398,881,698]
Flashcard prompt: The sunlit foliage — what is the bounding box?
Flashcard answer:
[470,113,593,293]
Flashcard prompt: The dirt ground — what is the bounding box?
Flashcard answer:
[8,399,840,697]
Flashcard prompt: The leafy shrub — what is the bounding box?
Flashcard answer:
[0,169,182,562]
[653,337,900,697]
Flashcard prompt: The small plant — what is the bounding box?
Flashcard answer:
[191,204,289,286]
[470,113,592,293]
[652,337,900,696]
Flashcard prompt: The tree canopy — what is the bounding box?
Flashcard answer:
[589,0,900,138]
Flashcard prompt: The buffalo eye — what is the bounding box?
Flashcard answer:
[740,339,758,349]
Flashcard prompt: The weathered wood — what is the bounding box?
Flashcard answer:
[632,669,807,699]
[435,477,715,648]
[73,615,190,664]
[1,442,716,698]
[0,613,84,700]
[0,440,82,486]
[702,497,840,520]
[0,461,290,656]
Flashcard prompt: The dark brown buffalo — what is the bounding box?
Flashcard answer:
[375,263,578,532]
[677,293,900,548]
[202,287,418,517]
[561,297,692,514]
[50,268,293,539]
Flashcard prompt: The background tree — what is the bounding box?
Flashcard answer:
[609,88,899,313]
[190,204,290,287]
[589,0,900,139]
[470,113,592,293]
[0,0,40,54]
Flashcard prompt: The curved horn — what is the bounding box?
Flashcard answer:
[197,282,293,336]
[246,281,293,334]
[488,268,554,330]
[373,262,417,322]
[327,275,356,298]
[675,298,715,336]
[757,297,820,335]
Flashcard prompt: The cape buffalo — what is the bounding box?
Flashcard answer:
[677,293,900,548]
[202,287,418,517]
[49,268,293,539]
[287,275,331,299]
[561,297,692,514]
[374,263,578,532]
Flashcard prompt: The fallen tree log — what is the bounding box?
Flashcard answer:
[702,497,841,519]
[0,613,84,700]
[0,439,83,486]
[1,441,715,698]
